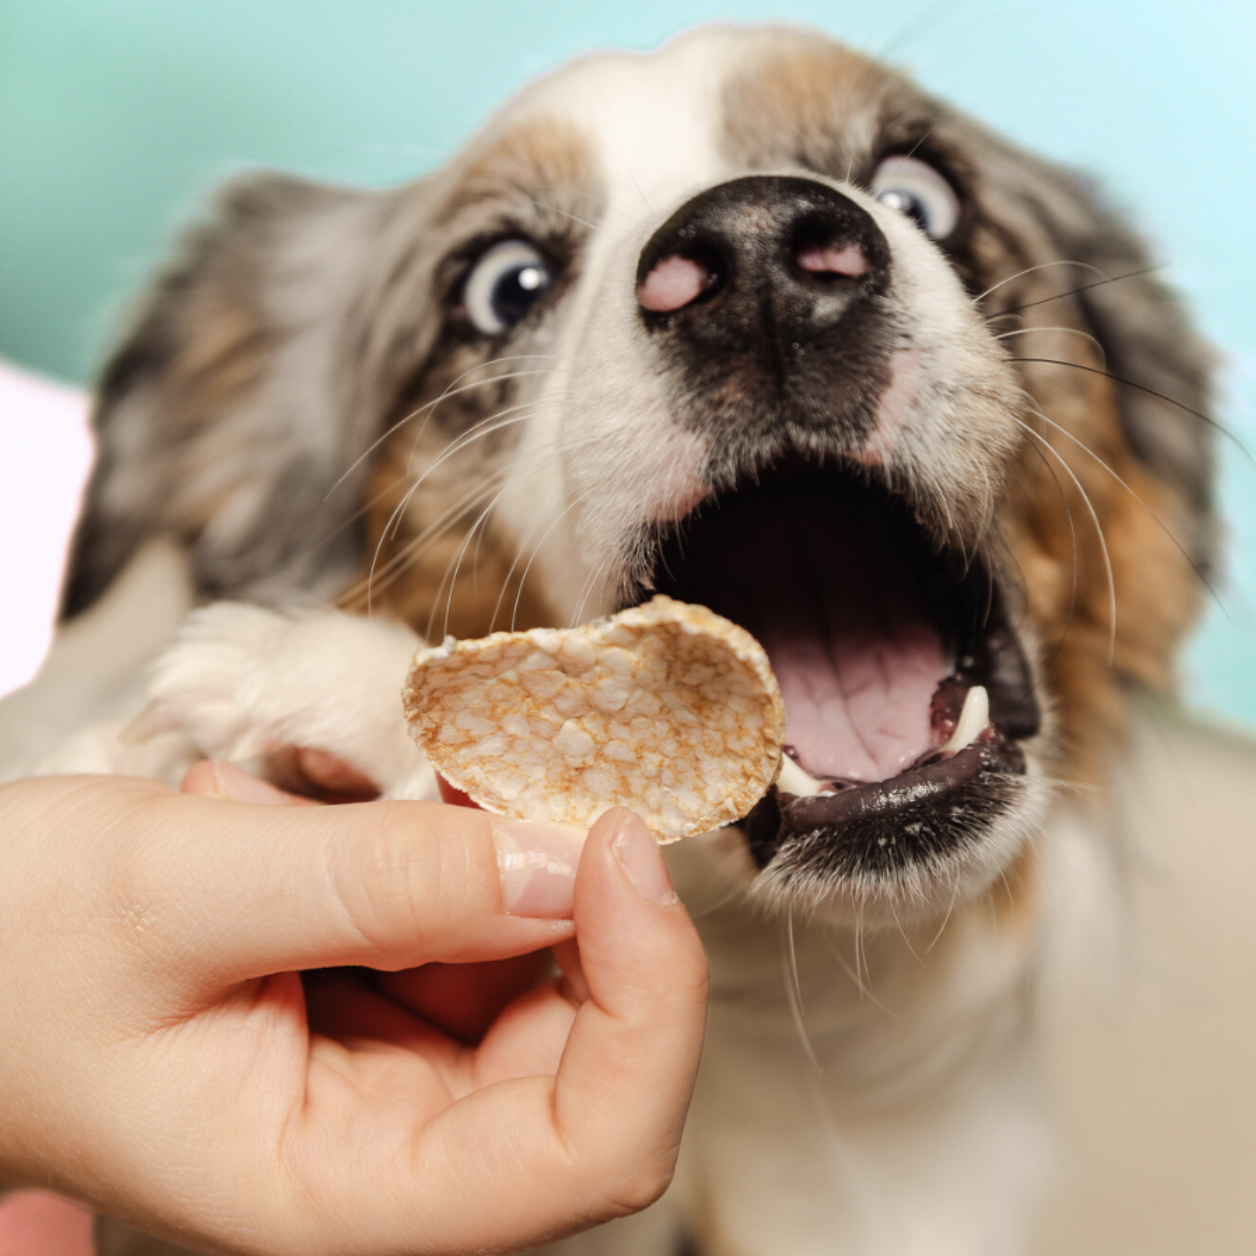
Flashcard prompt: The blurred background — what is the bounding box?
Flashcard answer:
[2,0,1253,718]
[2,6,1254,1249]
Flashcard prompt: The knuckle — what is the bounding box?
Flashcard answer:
[597,1155,678,1219]
[557,1119,682,1223]
[96,797,187,967]
[324,804,459,960]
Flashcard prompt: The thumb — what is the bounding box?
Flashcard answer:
[350,808,711,1251]
[552,808,710,1209]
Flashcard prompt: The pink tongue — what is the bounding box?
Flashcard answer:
[762,611,944,782]
[675,489,948,783]
[759,493,946,780]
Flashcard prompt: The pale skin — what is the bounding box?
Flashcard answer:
[0,764,709,1255]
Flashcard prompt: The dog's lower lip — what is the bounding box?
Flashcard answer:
[780,732,1017,818]
[747,724,1025,872]
[748,733,1024,864]
[746,670,1026,869]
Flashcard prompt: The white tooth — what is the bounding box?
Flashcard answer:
[940,685,989,755]
[777,755,828,797]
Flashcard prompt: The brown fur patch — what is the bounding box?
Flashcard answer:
[438,114,602,225]
[172,288,272,420]
[1004,338,1201,785]
[343,114,599,640]
[1110,465,1203,691]
[984,843,1040,945]
[166,289,275,532]
[722,42,903,176]
[342,440,556,639]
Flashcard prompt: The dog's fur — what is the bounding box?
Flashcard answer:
[1,24,1216,1256]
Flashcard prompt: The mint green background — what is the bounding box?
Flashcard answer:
[2,0,1253,725]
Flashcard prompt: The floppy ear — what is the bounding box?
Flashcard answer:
[1067,190,1214,544]
[990,154,1219,572]
[62,171,388,618]
[966,137,1222,752]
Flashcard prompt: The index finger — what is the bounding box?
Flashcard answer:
[99,782,584,991]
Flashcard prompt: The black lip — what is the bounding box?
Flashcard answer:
[743,658,1031,877]
[745,721,1027,876]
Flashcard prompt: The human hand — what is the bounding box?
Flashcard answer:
[0,772,708,1255]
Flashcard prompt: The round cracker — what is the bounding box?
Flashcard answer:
[403,595,784,841]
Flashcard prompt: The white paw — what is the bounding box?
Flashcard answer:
[131,603,436,799]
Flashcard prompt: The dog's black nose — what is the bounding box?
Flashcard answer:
[635,176,890,349]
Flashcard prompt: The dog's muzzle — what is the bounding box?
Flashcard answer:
[617,177,1038,907]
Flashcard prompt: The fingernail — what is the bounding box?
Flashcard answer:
[493,821,585,917]
[611,811,677,905]
[205,761,298,806]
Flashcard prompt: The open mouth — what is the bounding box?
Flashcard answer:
[635,461,1041,889]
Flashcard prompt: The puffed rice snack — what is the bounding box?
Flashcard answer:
[403,595,785,841]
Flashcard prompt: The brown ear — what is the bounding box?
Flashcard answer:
[1059,190,1216,562]
[986,149,1219,574]
[62,171,385,618]
[966,137,1222,772]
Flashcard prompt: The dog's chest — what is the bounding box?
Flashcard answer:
[653,891,1045,1256]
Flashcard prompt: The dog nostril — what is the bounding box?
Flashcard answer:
[794,241,870,279]
[637,252,722,313]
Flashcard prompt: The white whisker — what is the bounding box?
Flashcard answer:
[507,486,600,631]
[352,466,514,607]
[925,869,964,954]
[1020,402,1221,608]
[1014,418,1117,663]
[993,324,1107,367]
[973,259,1107,308]
[327,358,556,497]
[783,910,822,1074]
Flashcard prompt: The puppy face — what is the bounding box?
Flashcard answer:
[69,26,1215,924]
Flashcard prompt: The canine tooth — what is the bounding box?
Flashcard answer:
[941,685,989,755]
[777,755,828,797]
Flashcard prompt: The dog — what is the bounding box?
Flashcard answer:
[1,23,1217,1256]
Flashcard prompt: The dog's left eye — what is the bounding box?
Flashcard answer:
[463,239,556,334]
[870,156,961,240]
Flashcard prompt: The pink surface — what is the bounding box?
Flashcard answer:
[637,254,708,312]
[661,486,950,784]
[0,364,100,1245]
[0,1190,95,1255]
[752,504,947,782]
[0,361,93,699]
[766,617,944,782]
[795,243,870,277]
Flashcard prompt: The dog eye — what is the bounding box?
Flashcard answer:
[870,156,960,240]
[463,239,556,334]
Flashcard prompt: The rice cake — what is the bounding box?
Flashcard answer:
[403,595,784,841]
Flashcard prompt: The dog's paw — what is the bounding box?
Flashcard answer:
[130,603,436,799]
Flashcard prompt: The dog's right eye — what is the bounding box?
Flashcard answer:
[870,155,961,241]
[463,240,556,335]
